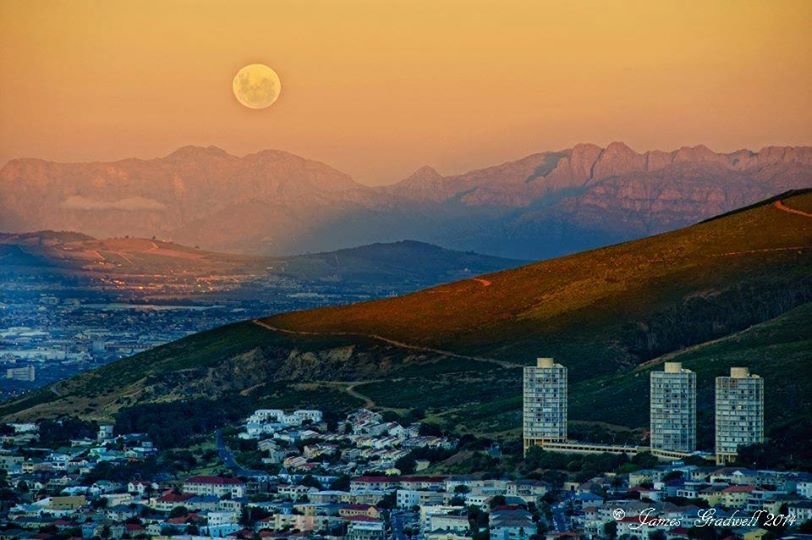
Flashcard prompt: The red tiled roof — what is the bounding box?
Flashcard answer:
[157,492,193,503]
[167,512,204,525]
[353,475,444,483]
[185,475,244,485]
[343,503,376,510]
[353,476,395,483]
[723,485,755,493]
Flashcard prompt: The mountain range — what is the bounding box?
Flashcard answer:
[4,190,810,450]
[2,143,810,259]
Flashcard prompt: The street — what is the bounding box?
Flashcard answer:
[214,429,264,477]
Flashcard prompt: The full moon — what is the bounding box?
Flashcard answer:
[232,64,281,110]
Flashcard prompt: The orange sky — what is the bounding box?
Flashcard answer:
[1,0,811,185]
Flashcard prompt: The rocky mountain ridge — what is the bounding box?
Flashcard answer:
[1,142,810,258]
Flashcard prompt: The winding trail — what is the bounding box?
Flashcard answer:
[709,199,812,258]
[774,199,812,219]
[251,319,522,369]
[471,277,492,287]
[315,380,382,408]
[714,246,810,257]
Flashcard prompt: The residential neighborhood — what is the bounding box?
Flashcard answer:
[1,405,812,540]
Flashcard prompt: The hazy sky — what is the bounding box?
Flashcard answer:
[1,0,811,185]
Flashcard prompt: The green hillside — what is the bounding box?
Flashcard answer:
[3,191,811,448]
[264,191,812,380]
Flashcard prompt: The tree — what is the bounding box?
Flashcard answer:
[378,493,397,509]
[169,505,188,518]
[396,453,417,475]
[468,505,489,531]
[662,471,683,482]
[299,475,322,489]
[419,423,444,437]
[687,526,716,540]
[331,474,351,491]
[488,495,506,509]
[631,452,658,469]
[603,521,618,539]
[382,411,403,423]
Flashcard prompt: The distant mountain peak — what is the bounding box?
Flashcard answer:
[604,141,637,153]
[164,145,234,160]
[386,165,448,201]
[405,165,443,182]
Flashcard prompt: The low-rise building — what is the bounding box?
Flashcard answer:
[183,475,246,498]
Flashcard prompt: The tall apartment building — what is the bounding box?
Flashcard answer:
[715,367,764,465]
[5,365,35,382]
[650,362,696,454]
[523,357,567,453]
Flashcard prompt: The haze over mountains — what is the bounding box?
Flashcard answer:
[1,143,811,259]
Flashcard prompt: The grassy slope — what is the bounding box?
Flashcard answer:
[267,191,812,379]
[2,192,811,433]
[397,301,811,440]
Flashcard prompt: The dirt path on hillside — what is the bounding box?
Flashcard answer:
[315,380,381,408]
[251,319,522,369]
[472,278,492,287]
[774,200,812,218]
[715,246,810,257]
[346,382,375,408]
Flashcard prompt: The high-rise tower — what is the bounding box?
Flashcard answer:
[650,362,697,454]
[523,357,567,454]
[715,367,764,465]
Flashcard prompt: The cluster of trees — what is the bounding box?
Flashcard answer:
[82,457,166,484]
[114,397,251,448]
[736,419,812,472]
[37,418,98,448]
[521,447,660,483]
[620,278,812,360]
